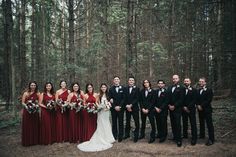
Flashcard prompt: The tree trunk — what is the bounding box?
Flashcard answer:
[31,0,36,80]
[19,0,27,90]
[2,0,14,109]
[68,0,75,82]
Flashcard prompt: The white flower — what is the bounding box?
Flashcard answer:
[177,85,180,88]
[161,88,165,92]
[203,87,207,91]
[119,86,122,89]
[188,87,192,90]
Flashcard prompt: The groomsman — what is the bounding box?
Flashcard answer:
[197,77,215,146]
[123,76,140,143]
[153,80,168,143]
[168,74,184,147]
[182,78,197,145]
[109,76,125,142]
[139,80,156,143]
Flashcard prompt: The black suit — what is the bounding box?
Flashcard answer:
[139,88,156,139]
[154,88,168,140]
[124,86,140,139]
[182,86,197,141]
[197,86,215,142]
[167,84,184,143]
[109,85,125,140]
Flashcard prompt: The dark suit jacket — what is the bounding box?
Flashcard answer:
[139,88,155,111]
[108,85,125,110]
[154,88,169,113]
[197,86,213,113]
[124,86,140,111]
[183,87,197,111]
[167,84,185,111]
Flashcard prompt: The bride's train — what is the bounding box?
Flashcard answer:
[77,96,115,152]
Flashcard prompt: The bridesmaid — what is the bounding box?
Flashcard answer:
[21,81,40,146]
[55,80,70,142]
[67,82,84,143]
[82,83,98,141]
[39,82,56,145]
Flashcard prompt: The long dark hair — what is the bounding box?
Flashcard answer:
[85,83,94,94]
[99,83,109,101]
[71,82,81,94]
[142,79,151,89]
[43,82,54,95]
[59,80,67,88]
[28,81,38,93]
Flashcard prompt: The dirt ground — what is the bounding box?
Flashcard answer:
[0,98,236,157]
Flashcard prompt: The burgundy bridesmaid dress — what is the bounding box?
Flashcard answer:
[40,93,56,145]
[81,92,97,142]
[68,94,83,143]
[22,92,40,146]
[55,90,69,142]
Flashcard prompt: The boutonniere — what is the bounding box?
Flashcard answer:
[161,88,165,92]
[148,88,152,92]
[203,87,207,91]
[119,86,122,89]
[188,87,192,90]
[177,85,180,88]
[133,86,136,88]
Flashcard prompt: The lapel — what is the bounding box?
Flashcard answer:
[171,85,177,93]
[146,88,152,98]
[186,86,192,96]
[199,86,207,96]
[158,88,165,97]
[114,85,121,94]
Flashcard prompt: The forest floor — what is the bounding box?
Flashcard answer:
[0,98,236,157]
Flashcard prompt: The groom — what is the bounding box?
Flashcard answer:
[123,76,140,143]
[109,76,125,142]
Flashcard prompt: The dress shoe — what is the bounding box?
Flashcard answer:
[148,138,155,144]
[133,138,138,143]
[205,140,214,146]
[191,140,196,145]
[177,141,182,147]
[123,135,130,139]
[118,138,122,142]
[138,134,145,139]
[159,138,166,143]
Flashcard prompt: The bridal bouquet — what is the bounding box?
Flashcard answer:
[56,98,68,113]
[99,99,112,111]
[85,102,102,114]
[24,100,39,114]
[46,100,56,111]
[69,97,84,113]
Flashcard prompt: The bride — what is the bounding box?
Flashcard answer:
[77,83,115,152]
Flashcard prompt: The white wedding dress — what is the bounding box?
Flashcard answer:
[77,95,115,152]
